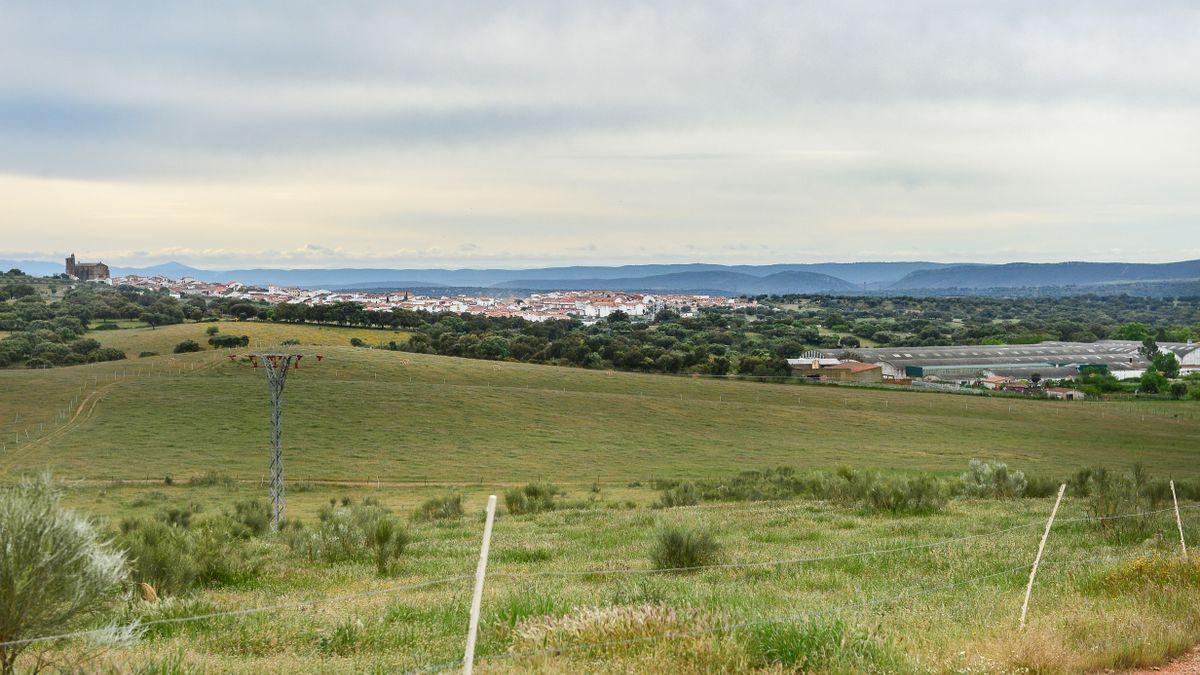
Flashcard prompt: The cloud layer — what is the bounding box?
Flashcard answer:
[1,1,1197,267]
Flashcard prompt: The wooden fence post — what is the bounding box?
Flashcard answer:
[1171,480,1188,560]
[1020,483,1066,629]
[464,494,497,675]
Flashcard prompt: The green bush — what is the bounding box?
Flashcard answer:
[654,481,700,508]
[505,483,563,515]
[173,340,202,354]
[1024,476,1062,498]
[367,515,411,575]
[1074,464,1166,543]
[87,347,127,363]
[831,468,948,515]
[412,493,464,522]
[116,519,199,595]
[208,334,249,348]
[650,523,721,571]
[960,459,1027,498]
[0,475,128,673]
[139,351,159,358]
[864,475,947,515]
[232,499,272,536]
[116,515,264,595]
[284,503,410,573]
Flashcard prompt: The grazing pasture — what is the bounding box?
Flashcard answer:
[2,334,1198,672]
[1,340,1198,482]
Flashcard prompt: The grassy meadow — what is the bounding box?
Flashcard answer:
[35,480,1200,673]
[2,336,1198,483]
[2,326,1199,672]
[91,320,413,356]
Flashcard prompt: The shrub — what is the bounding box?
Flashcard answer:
[0,475,128,674]
[281,338,300,345]
[505,483,563,515]
[831,469,947,515]
[88,347,127,363]
[189,471,235,487]
[232,499,272,536]
[961,459,1027,498]
[139,351,159,358]
[116,515,264,595]
[367,515,411,575]
[1024,476,1061,498]
[285,503,410,572]
[205,325,219,336]
[864,475,947,515]
[350,337,366,347]
[1076,464,1164,543]
[654,481,701,508]
[117,518,200,595]
[412,493,464,522]
[208,334,249,348]
[173,340,202,354]
[651,523,721,571]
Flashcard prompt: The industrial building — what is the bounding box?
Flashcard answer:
[786,358,883,383]
[815,340,1200,382]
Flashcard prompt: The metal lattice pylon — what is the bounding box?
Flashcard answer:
[261,354,295,531]
[229,350,323,531]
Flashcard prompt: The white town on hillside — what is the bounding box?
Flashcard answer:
[112,274,756,323]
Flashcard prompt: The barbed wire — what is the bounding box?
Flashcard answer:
[1,501,1191,652]
[485,503,1198,579]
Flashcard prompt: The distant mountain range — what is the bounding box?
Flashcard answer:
[489,270,857,294]
[4,257,1199,297]
[103,261,952,289]
[890,260,1200,290]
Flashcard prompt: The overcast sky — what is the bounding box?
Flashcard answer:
[1,1,1197,268]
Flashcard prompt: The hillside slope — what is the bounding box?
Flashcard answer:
[490,270,857,294]
[2,345,1196,482]
[892,259,1200,290]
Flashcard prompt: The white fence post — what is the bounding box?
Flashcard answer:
[464,494,497,675]
[1020,482,1066,630]
[1171,480,1188,560]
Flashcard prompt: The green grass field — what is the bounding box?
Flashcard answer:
[2,337,1198,483]
[35,481,1200,673]
[3,329,1200,672]
[90,321,413,357]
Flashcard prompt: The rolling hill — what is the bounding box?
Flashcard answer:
[490,270,857,294]
[2,333,1197,482]
[97,261,952,290]
[891,259,1200,290]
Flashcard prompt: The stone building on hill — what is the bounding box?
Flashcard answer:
[65,253,110,281]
